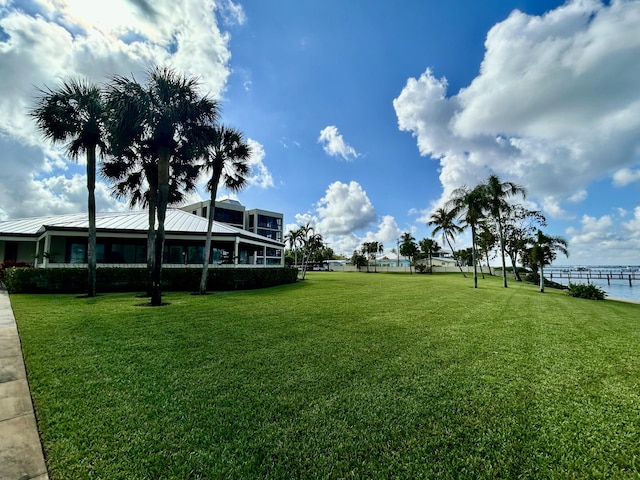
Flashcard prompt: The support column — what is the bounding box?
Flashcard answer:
[234,237,239,265]
[42,234,51,268]
[263,246,267,267]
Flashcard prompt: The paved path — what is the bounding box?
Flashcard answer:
[0,289,49,480]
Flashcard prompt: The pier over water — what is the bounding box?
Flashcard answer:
[547,269,639,286]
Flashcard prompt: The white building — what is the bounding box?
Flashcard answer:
[0,208,284,268]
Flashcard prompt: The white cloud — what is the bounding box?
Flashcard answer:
[361,215,403,249]
[565,213,640,265]
[613,168,640,187]
[245,139,274,189]
[288,181,390,255]
[218,0,247,26]
[568,189,587,203]
[318,125,360,161]
[394,0,640,221]
[315,181,376,235]
[0,0,235,219]
[623,207,640,236]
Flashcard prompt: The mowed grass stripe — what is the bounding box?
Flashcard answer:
[11,272,640,479]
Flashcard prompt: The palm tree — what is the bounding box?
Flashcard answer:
[361,241,384,272]
[298,225,322,280]
[106,66,218,306]
[529,229,569,293]
[101,153,200,295]
[419,237,440,273]
[448,185,487,288]
[32,78,107,297]
[199,126,251,295]
[428,207,465,277]
[399,232,419,274]
[483,174,527,288]
[284,228,303,267]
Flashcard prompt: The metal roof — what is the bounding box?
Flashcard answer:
[0,209,283,246]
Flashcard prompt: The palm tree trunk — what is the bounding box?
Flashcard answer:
[471,225,478,288]
[86,147,97,297]
[539,263,545,293]
[151,148,170,306]
[200,175,220,294]
[446,237,466,278]
[146,186,157,297]
[498,218,508,288]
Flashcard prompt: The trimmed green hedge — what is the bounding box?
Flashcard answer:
[4,267,298,294]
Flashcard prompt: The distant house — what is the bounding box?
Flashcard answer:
[0,209,284,268]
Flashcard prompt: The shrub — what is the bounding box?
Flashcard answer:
[4,266,298,294]
[566,282,607,300]
[0,261,32,284]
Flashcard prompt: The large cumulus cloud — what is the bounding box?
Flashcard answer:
[0,0,260,220]
[394,0,640,219]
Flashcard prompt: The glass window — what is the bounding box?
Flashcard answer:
[187,246,204,264]
[69,243,86,264]
[168,246,184,264]
[96,243,106,263]
[214,208,244,225]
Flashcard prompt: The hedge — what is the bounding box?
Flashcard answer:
[3,266,298,294]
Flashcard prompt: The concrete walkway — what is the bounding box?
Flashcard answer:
[0,289,49,480]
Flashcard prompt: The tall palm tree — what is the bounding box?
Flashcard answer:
[448,185,487,288]
[284,227,303,267]
[101,153,200,295]
[199,126,251,295]
[483,174,527,288]
[428,206,465,277]
[106,66,218,306]
[32,78,107,297]
[529,229,569,293]
[299,225,322,280]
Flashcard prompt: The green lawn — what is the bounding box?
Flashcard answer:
[12,272,640,479]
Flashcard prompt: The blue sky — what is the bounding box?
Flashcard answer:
[1,0,639,265]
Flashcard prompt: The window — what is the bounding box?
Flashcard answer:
[69,242,86,264]
[166,246,185,264]
[257,229,282,241]
[187,246,204,264]
[257,214,282,229]
[214,208,244,225]
[202,206,207,218]
[4,241,18,262]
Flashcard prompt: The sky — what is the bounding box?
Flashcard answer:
[1,0,639,266]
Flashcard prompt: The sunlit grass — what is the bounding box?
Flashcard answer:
[12,272,640,479]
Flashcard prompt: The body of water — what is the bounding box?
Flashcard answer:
[547,266,640,303]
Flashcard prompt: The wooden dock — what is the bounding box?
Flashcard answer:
[547,270,640,286]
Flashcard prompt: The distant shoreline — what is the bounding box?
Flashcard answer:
[607,297,640,305]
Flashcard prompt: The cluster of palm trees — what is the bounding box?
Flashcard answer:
[32,66,252,305]
[361,241,383,272]
[427,174,569,292]
[284,223,325,280]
